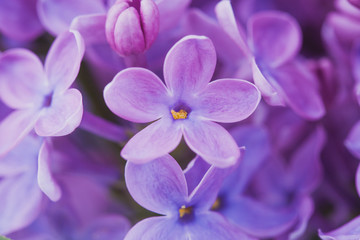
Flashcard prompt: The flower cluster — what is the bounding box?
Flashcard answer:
[0,0,359,239]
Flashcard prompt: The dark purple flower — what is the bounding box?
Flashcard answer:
[124,154,253,240]
[104,35,261,167]
[0,30,85,156]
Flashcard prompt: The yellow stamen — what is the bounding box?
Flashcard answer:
[211,198,221,210]
[179,205,192,218]
[171,109,188,120]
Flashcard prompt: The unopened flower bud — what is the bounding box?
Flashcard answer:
[105,0,159,57]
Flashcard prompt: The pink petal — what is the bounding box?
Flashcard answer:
[0,109,40,157]
[37,140,62,201]
[121,118,182,164]
[248,11,302,68]
[125,155,187,215]
[71,14,107,46]
[198,79,260,123]
[34,88,83,136]
[104,68,170,123]
[45,30,85,93]
[163,35,216,97]
[183,120,240,168]
[0,49,47,109]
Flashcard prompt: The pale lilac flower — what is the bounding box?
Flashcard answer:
[104,35,261,167]
[0,0,44,41]
[215,1,325,120]
[124,154,253,240]
[0,30,85,156]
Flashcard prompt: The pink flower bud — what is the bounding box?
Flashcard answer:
[105,0,159,57]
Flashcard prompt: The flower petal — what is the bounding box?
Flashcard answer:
[214,0,251,57]
[221,197,297,238]
[0,49,47,109]
[163,35,216,96]
[45,30,85,93]
[155,0,191,32]
[186,212,252,240]
[121,118,182,163]
[124,216,182,240]
[0,0,43,41]
[198,79,260,123]
[183,120,240,168]
[37,140,62,201]
[269,60,325,120]
[104,68,170,123]
[37,0,106,35]
[34,88,83,137]
[319,215,360,239]
[70,14,107,45]
[0,109,40,157]
[248,11,302,68]
[125,155,187,215]
[0,170,44,235]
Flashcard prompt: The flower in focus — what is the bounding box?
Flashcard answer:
[0,30,85,156]
[124,154,253,240]
[104,35,261,167]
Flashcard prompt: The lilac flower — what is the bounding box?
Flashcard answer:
[105,0,160,57]
[318,164,360,239]
[0,30,85,156]
[215,1,325,120]
[124,154,253,240]
[0,0,44,41]
[104,35,261,167]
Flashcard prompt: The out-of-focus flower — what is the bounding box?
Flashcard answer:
[215,1,325,120]
[0,30,84,156]
[105,0,159,57]
[104,35,261,167]
[124,154,253,240]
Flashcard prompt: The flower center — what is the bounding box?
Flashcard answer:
[171,109,188,120]
[179,205,192,218]
[211,197,221,210]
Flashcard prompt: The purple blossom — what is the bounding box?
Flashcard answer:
[0,30,84,156]
[124,154,253,240]
[104,35,261,167]
[215,1,325,120]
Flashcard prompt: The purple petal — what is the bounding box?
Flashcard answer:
[163,35,216,96]
[184,155,211,194]
[288,197,314,240]
[0,109,40,157]
[34,88,83,137]
[248,11,302,68]
[125,155,187,215]
[0,49,47,109]
[252,59,286,106]
[45,30,85,93]
[104,68,170,123]
[79,215,131,240]
[222,197,297,238]
[0,0,43,41]
[37,140,61,201]
[357,164,360,197]
[197,79,260,123]
[140,0,160,50]
[186,212,253,240]
[37,0,106,36]
[288,127,325,194]
[70,14,107,45]
[0,171,44,235]
[319,215,360,239]
[124,216,181,240]
[214,0,251,57]
[183,120,240,167]
[265,60,325,120]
